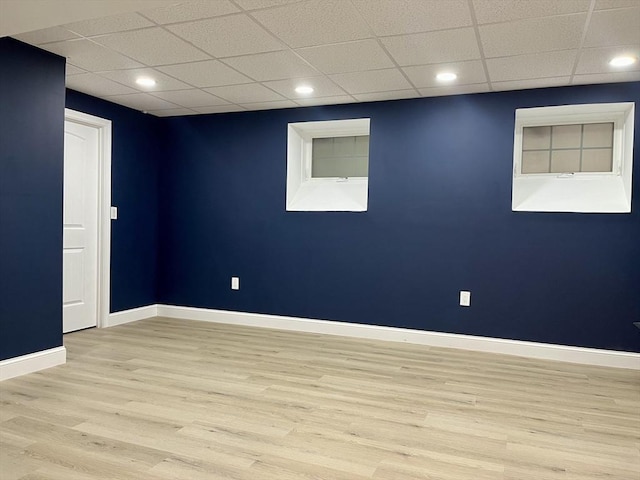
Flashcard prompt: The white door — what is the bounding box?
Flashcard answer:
[63,120,99,333]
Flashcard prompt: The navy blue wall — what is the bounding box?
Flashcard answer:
[160,82,640,353]
[0,39,66,361]
[66,90,164,313]
[2,39,637,364]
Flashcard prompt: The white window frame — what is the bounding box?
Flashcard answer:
[287,118,370,212]
[512,102,634,213]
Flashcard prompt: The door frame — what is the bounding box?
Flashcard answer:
[64,108,112,329]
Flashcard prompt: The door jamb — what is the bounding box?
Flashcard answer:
[64,108,112,329]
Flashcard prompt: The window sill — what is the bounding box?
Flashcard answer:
[512,175,631,213]
[286,179,368,212]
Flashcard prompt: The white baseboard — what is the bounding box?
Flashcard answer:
[0,346,67,381]
[156,304,640,370]
[107,304,158,327]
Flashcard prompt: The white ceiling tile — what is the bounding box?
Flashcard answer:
[238,100,299,110]
[42,39,143,71]
[66,72,138,96]
[222,50,319,81]
[167,14,284,57]
[353,89,420,102]
[381,28,480,67]
[473,0,590,24]
[595,0,640,10]
[235,0,303,9]
[576,46,640,74]
[492,77,571,91]
[104,93,181,111]
[479,14,586,57]
[204,83,284,103]
[94,27,210,66]
[403,60,487,88]
[296,39,394,74]
[151,89,230,107]
[63,12,154,36]
[65,64,86,76]
[251,0,371,48]
[10,0,636,116]
[572,70,640,84]
[352,0,472,36]
[158,60,252,87]
[141,0,239,24]
[329,68,412,94]
[486,50,578,82]
[149,108,198,117]
[13,26,79,45]
[583,7,640,47]
[99,68,193,91]
[418,84,490,97]
[294,95,355,106]
[192,105,248,114]
[262,76,345,98]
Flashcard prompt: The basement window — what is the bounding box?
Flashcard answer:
[512,103,635,213]
[287,118,370,212]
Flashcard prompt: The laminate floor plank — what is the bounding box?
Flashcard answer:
[0,442,45,479]
[0,317,638,479]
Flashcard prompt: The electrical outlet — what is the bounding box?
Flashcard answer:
[459,290,471,307]
[231,277,240,290]
[110,206,118,220]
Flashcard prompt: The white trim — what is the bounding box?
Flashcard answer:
[107,305,158,327]
[0,347,67,381]
[64,109,112,328]
[156,304,640,370]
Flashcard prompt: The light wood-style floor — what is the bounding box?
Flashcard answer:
[1,317,639,480]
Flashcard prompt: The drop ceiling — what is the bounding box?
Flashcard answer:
[7,0,640,117]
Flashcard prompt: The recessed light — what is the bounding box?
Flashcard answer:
[436,72,457,82]
[609,55,637,67]
[295,85,314,95]
[136,77,156,87]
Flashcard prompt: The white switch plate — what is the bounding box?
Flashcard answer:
[110,206,118,220]
[231,277,240,290]
[459,290,471,307]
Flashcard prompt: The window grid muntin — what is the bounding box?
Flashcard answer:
[521,122,613,175]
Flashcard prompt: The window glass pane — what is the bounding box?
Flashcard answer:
[522,122,617,175]
[333,136,356,155]
[522,150,550,173]
[582,123,613,148]
[312,135,369,178]
[522,126,550,150]
[582,148,613,172]
[552,124,581,149]
[355,135,369,156]
[550,149,581,173]
[312,137,334,157]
